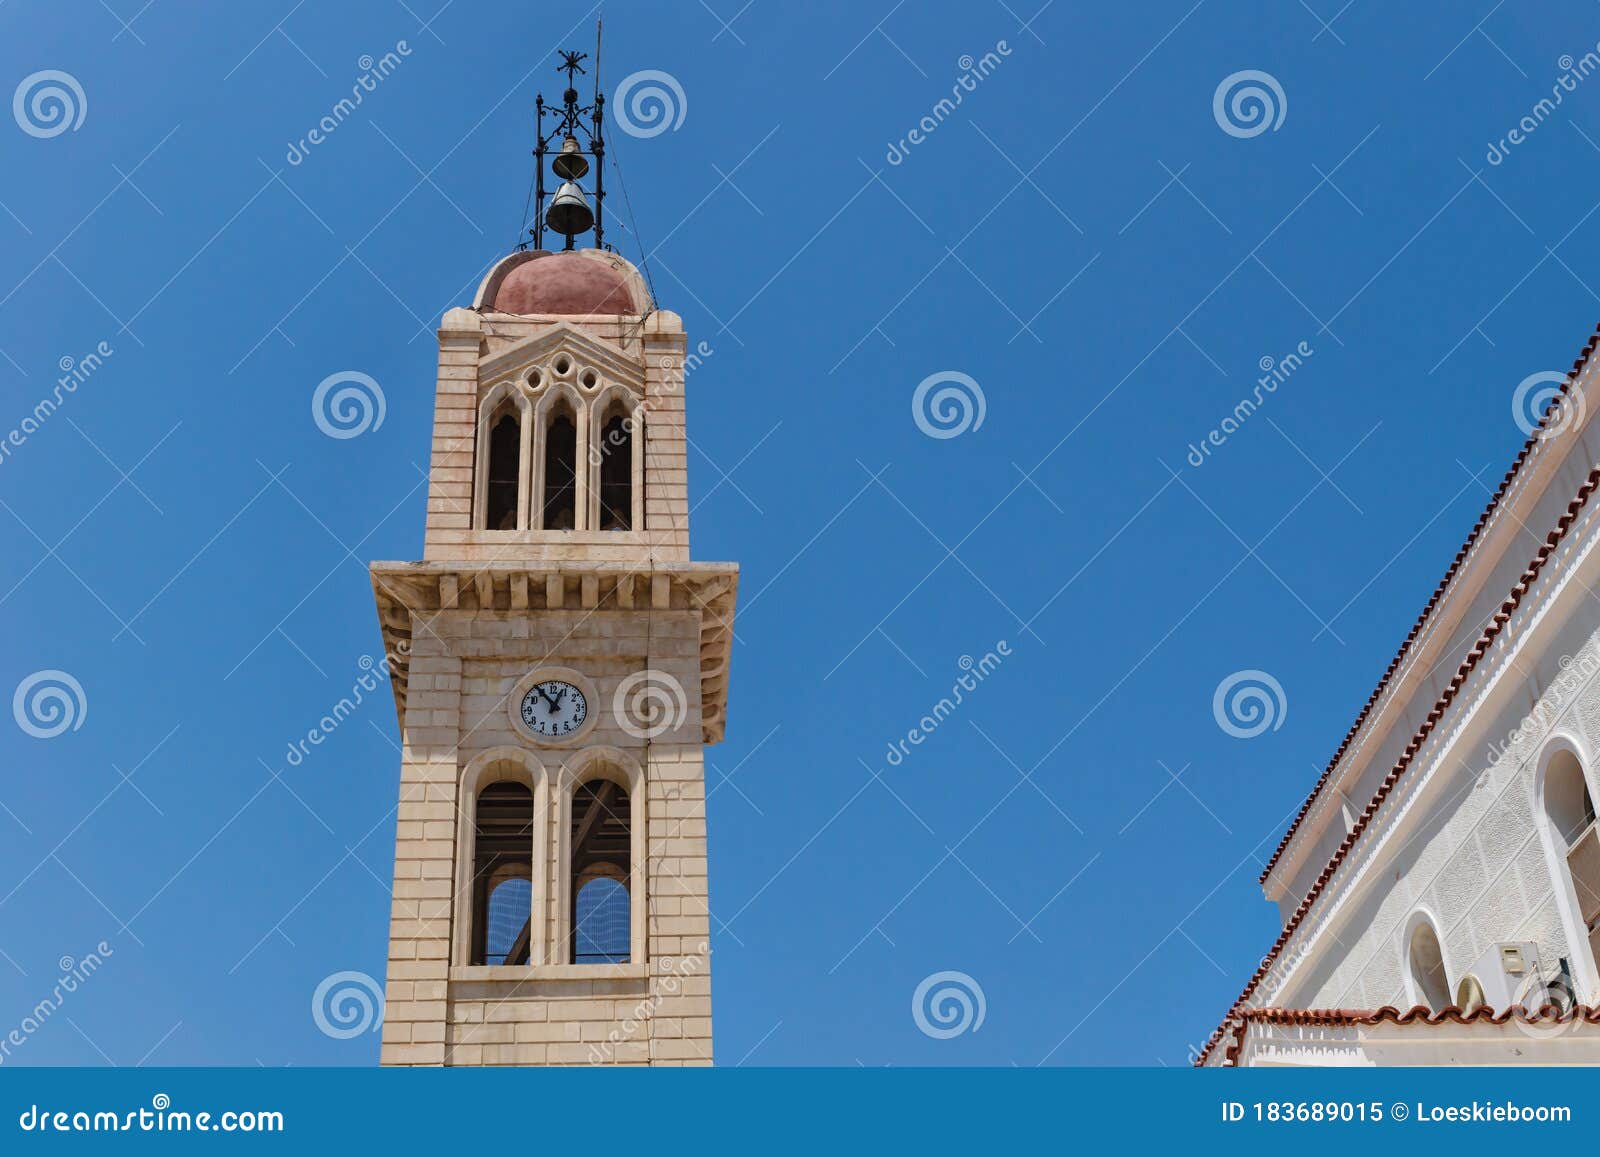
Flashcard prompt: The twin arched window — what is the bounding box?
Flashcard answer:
[461,751,641,969]
[475,387,638,533]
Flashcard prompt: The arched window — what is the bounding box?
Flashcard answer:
[484,409,521,530]
[574,876,630,963]
[1545,748,1600,969]
[484,874,532,965]
[471,781,534,966]
[569,779,630,963]
[542,406,578,530]
[597,405,633,532]
[1406,917,1449,1011]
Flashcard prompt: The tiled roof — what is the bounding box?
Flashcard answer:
[1218,1004,1600,1067]
[1259,322,1600,889]
[1198,455,1600,1066]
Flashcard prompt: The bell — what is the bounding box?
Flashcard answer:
[544,181,594,237]
[551,136,589,180]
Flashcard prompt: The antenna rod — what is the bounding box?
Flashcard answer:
[593,17,605,250]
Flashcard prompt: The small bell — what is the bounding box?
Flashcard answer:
[551,136,589,180]
[545,181,594,237]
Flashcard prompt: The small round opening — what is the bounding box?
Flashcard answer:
[526,368,543,389]
[554,356,572,376]
[580,368,599,389]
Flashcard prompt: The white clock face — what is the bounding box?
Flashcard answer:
[519,680,588,739]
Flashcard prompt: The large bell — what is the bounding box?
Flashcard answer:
[545,181,594,237]
[551,136,589,180]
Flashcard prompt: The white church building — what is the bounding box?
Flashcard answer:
[1199,322,1600,1066]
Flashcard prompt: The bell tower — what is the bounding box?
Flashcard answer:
[369,49,735,1067]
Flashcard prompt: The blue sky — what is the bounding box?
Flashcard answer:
[1,0,1598,1067]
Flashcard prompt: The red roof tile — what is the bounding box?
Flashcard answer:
[1218,1004,1600,1066]
[1259,322,1600,888]
[1198,455,1600,1065]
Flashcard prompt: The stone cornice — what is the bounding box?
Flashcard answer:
[370,559,738,745]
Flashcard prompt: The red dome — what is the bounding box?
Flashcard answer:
[489,252,637,315]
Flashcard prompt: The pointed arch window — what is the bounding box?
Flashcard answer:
[597,404,634,531]
[542,405,578,530]
[484,409,521,531]
[471,781,534,966]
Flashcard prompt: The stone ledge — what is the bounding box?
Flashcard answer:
[371,559,737,744]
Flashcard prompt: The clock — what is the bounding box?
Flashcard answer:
[518,679,588,739]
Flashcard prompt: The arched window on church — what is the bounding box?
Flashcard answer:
[570,779,630,963]
[575,876,630,963]
[471,781,534,966]
[484,407,521,531]
[1545,748,1600,969]
[1406,916,1449,1011]
[542,406,578,530]
[597,403,633,532]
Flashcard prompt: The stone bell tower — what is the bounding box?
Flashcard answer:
[369,54,735,1066]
